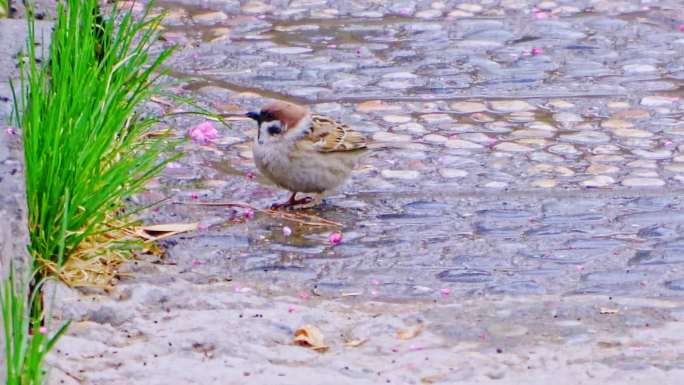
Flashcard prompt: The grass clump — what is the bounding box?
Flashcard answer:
[1,199,70,385]
[2,0,179,380]
[0,0,8,17]
[1,265,70,385]
[12,0,179,285]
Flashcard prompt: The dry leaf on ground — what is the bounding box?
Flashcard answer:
[293,324,329,352]
[136,222,199,241]
[421,373,449,384]
[397,322,425,340]
[597,340,622,348]
[344,338,368,347]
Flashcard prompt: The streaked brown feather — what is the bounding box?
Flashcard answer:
[307,114,368,153]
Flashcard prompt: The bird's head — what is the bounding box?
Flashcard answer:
[246,101,310,145]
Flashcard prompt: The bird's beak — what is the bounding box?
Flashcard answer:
[246,111,261,123]
[247,111,261,141]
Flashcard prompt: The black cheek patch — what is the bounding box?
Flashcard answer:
[268,125,282,135]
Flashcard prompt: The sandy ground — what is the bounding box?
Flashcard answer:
[45,266,684,385]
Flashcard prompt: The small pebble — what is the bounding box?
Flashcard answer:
[381,170,421,180]
[494,142,533,152]
[450,101,486,113]
[587,164,619,174]
[581,175,615,188]
[489,100,536,113]
[439,168,468,178]
[531,178,557,188]
[621,178,665,187]
[383,115,413,123]
[445,139,484,150]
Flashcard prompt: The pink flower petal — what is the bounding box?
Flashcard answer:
[243,209,255,220]
[299,292,311,300]
[282,226,292,236]
[679,24,684,32]
[234,285,252,293]
[287,306,296,313]
[531,47,544,56]
[329,232,342,246]
[39,326,48,335]
[440,288,451,297]
[534,11,550,19]
[5,127,17,135]
[245,171,256,180]
[188,121,219,145]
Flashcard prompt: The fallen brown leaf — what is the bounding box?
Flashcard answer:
[421,373,448,384]
[397,323,425,340]
[344,338,368,347]
[136,222,199,241]
[597,340,622,348]
[293,324,329,352]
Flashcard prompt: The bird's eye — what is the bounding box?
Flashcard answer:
[261,111,274,121]
[267,125,282,135]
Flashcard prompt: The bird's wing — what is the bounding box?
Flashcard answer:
[305,114,368,153]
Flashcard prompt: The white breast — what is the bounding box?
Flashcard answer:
[252,140,356,194]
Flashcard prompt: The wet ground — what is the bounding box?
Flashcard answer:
[145,0,684,301]
[3,0,684,383]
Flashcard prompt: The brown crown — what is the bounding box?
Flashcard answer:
[261,101,309,130]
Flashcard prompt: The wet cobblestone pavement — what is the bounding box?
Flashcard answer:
[144,0,684,300]
[3,0,684,384]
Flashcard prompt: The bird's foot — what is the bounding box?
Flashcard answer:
[270,201,289,210]
[270,194,313,210]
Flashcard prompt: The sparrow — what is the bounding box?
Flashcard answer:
[247,101,367,209]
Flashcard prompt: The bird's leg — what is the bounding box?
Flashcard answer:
[271,192,313,210]
[270,192,296,210]
[292,195,314,206]
[296,194,324,209]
